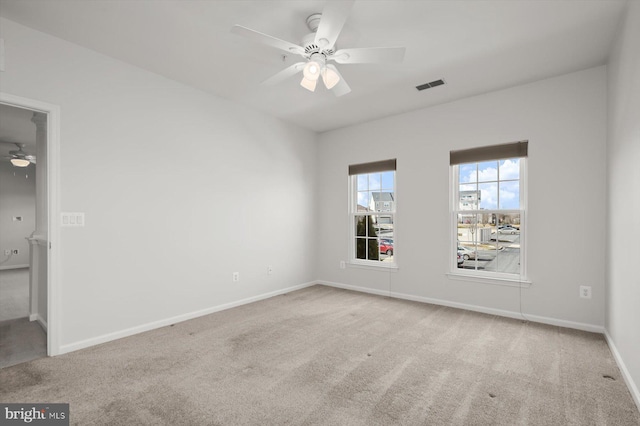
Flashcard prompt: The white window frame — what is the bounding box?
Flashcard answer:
[348,170,397,269]
[449,157,528,285]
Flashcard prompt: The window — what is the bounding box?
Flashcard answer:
[349,159,396,267]
[450,142,527,280]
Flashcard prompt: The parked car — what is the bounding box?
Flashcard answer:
[380,240,393,255]
[457,251,464,268]
[498,226,519,234]
[457,246,477,260]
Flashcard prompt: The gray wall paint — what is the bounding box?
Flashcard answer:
[0,17,318,348]
[317,66,607,328]
[0,161,35,268]
[606,0,640,407]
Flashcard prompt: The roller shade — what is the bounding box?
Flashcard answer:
[450,141,528,165]
[349,159,396,175]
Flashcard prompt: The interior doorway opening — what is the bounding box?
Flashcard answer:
[0,104,47,367]
[0,92,61,362]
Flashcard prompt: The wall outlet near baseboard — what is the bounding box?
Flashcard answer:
[232,272,240,282]
[579,285,592,299]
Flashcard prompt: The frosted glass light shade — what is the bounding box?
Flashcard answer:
[303,60,321,81]
[11,158,30,167]
[300,77,317,92]
[321,67,340,89]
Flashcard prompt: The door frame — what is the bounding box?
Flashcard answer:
[1,92,60,356]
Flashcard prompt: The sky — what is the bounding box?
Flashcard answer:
[459,159,520,210]
[353,160,520,211]
[357,171,394,208]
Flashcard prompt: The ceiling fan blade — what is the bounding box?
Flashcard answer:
[262,62,305,86]
[326,64,351,97]
[231,25,305,56]
[314,0,355,49]
[330,47,406,64]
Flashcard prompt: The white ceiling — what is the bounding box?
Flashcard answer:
[0,0,627,133]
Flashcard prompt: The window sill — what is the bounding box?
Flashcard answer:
[349,260,399,272]
[446,271,531,288]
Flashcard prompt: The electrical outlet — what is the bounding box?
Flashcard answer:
[267,266,273,275]
[232,272,240,282]
[340,261,346,269]
[579,285,592,299]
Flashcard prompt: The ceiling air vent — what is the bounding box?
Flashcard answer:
[416,79,445,91]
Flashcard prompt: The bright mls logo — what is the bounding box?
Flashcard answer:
[1,404,69,425]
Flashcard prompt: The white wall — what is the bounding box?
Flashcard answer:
[0,160,35,268]
[317,66,607,329]
[606,0,640,408]
[0,18,317,351]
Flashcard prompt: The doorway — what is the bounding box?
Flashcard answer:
[0,92,60,363]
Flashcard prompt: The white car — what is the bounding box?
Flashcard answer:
[457,246,477,260]
[497,226,519,234]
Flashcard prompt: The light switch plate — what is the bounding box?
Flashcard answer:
[61,212,85,227]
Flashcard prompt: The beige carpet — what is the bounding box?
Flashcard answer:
[1,285,638,425]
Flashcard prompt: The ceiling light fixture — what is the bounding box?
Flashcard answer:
[300,53,340,92]
[303,60,321,81]
[231,1,406,97]
[321,66,340,89]
[1,142,34,167]
[10,158,30,167]
[300,76,318,92]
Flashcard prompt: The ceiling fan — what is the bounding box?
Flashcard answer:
[231,0,406,96]
[0,141,36,167]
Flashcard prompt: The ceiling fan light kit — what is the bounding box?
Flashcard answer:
[231,0,406,97]
[10,158,30,167]
[0,141,36,167]
[302,55,323,81]
[300,75,317,92]
[300,53,339,92]
[321,66,340,89]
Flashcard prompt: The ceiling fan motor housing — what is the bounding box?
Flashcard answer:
[301,31,335,57]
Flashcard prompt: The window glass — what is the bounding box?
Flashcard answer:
[351,170,395,265]
[499,181,520,209]
[459,163,477,184]
[477,161,498,182]
[478,182,497,210]
[454,158,524,277]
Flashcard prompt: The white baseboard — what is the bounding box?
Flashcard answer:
[0,264,29,270]
[317,280,604,334]
[604,330,640,412]
[29,313,48,332]
[58,281,316,355]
